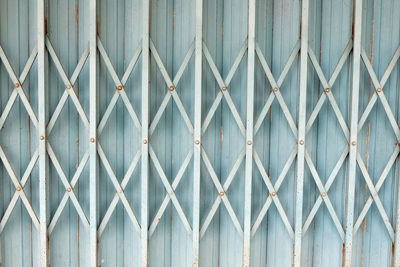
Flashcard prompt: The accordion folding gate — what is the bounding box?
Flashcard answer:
[0,0,399,266]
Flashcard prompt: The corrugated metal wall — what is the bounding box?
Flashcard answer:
[0,0,400,266]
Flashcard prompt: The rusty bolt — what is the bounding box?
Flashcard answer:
[66,84,72,90]
[67,187,72,192]
[351,141,356,146]
[15,82,21,88]
[273,87,279,92]
[219,191,225,197]
[90,137,95,143]
[16,185,22,191]
[376,88,382,93]
[321,192,326,197]
[221,86,227,91]
[247,140,252,146]
[169,85,175,92]
[143,139,148,144]
[324,88,330,93]
[40,135,45,140]
[117,85,124,91]
[299,140,304,145]
[195,140,200,145]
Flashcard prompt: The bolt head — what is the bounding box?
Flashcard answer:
[67,187,72,192]
[247,140,252,146]
[321,192,326,197]
[195,140,200,145]
[66,84,72,90]
[271,192,276,197]
[273,87,278,92]
[40,135,45,140]
[15,83,21,88]
[117,85,124,91]
[219,191,225,196]
[324,88,330,93]
[90,137,95,143]
[143,139,148,144]
[169,85,175,92]
[221,86,227,91]
[299,140,304,145]
[351,141,356,146]
[376,88,382,93]
[16,185,22,191]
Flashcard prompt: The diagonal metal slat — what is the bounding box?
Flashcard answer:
[0,149,39,233]
[97,144,141,233]
[149,148,193,237]
[149,147,192,235]
[47,144,90,229]
[0,145,39,230]
[98,148,142,237]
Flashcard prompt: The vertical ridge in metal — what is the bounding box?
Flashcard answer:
[294,0,309,265]
[141,0,150,266]
[89,0,98,266]
[193,0,203,266]
[344,0,362,265]
[243,0,256,266]
[38,0,48,266]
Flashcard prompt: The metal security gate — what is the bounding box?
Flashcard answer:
[0,0,399,266]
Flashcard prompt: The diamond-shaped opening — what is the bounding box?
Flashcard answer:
[0,97,37,226]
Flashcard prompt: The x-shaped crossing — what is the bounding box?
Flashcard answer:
[0,44,40,233]
[45,37,91,233]
[96,37,143,236]
[147,39,196,236]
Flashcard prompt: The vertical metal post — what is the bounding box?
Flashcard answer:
[344,0,362,266]
[394,160,400,266]
[293,0,309,265]
[89,0,98,266]
[193,0,203,266]
[243,0,255,266]
[141,1,150,266]
[37,0,48,266]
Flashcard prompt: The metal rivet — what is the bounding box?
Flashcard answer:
[143,139,148,144]
[273,87,278,92]
[40,135,45,140]
[321,192,326,197]
[299,140,304,145]
[90,137,95,143]
[247,140,252,146]
[219,191,225,196]
[195,140,200,145]
[169,85,175,92]
[67,187,72,192]
[117,85,124,91]
[324,88,330,93]
[351,141,356,146]
[15,83,21,88]
[221,86,227,91]
[271,192,276,197]
[66,84,72,90]
[16,185,22,191]
[376,88,382,93]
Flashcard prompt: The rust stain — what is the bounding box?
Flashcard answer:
[75,3,79,39]
[220,127,223,152]
[45,17,48,35]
